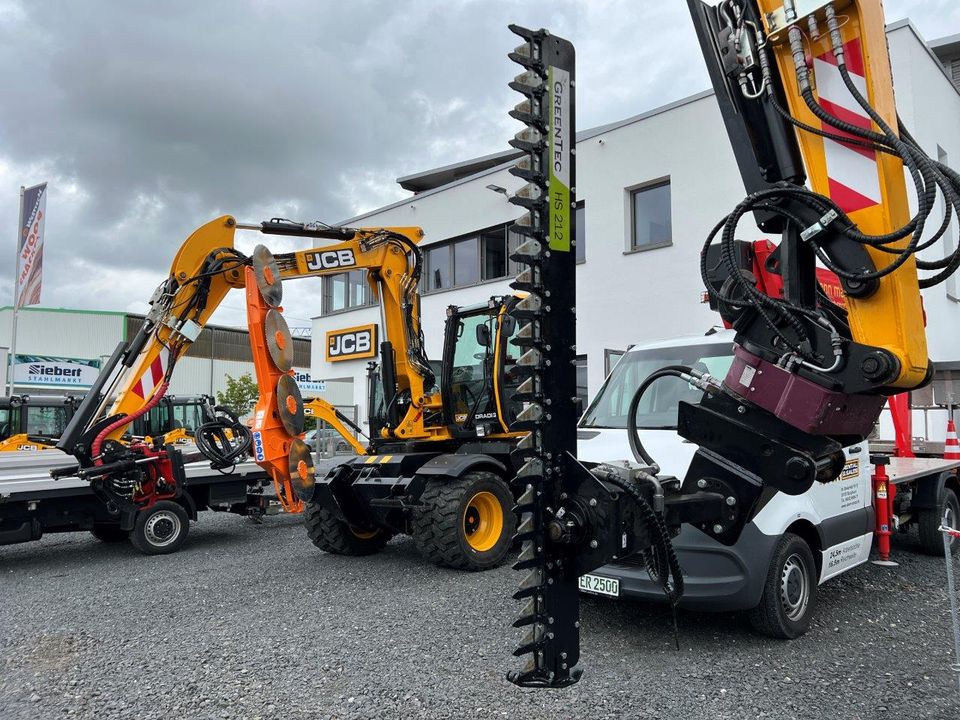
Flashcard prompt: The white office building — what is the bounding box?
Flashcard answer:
[311,20,960,427]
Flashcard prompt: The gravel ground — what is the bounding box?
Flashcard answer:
[1,513,958,720]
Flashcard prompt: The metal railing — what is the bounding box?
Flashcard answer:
[941,516,960,692]
[314,404,361,457]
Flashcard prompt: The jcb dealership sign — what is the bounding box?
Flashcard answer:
[326,324,377,362]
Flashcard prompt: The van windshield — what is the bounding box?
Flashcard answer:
[580,342,735,430]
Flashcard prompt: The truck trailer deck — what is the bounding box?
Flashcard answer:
[0,452,275,554]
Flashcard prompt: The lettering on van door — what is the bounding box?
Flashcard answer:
[325,324,378,362]
[825,535,869,577]
[839,459,861,510]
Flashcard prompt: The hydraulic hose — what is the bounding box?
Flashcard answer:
[599,470,685,606]
[626,365,696,471]
[194,405,253,471]
[91,381,170,465]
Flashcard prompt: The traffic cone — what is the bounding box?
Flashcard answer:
[944,418,960,460]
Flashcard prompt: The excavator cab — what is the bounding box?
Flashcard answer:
[366,359,441,443]
[129,394,214,441]
[440,296,521,438]
[0,394,82,451]
[363,296,521,444]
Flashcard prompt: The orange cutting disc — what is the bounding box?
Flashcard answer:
[276,374,304,436]
[252,244,283,307]
[288,438,316,501]
[265,309,294,371]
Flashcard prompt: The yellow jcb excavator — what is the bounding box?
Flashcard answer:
[55,217,529,567]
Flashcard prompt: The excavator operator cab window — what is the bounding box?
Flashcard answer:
[0,406,12,441]
[367,366,386,440]
[131,400,173,438]
[171,400,204,434]
[24,405,68,439]
[445,309,501,432]
[498,311,522,427]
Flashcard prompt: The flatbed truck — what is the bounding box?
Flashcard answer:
[0,451,275,554]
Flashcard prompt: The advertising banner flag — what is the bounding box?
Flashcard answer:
[17,182,47,308]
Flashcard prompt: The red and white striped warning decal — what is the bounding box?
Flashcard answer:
[131,347,170,399]
[813,37,882,214]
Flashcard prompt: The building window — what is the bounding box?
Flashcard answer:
[322,270,374,314]
[575,355,588,414]
[575,202,586,263]
[347,271,366,307]
[507,228,525,278]
[319,223,532,308]
[324,274,347,313]
[630,180,672,251]
[420,224,525,295]
[425,243,451,291]
[481,228,507,281]
[454,238,480,286]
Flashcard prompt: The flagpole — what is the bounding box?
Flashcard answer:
[7,185,24,395]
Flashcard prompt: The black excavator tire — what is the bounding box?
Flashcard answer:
[412,471,515,571]
[303,501,391,556]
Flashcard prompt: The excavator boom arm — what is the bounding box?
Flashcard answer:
[56,217,432,518]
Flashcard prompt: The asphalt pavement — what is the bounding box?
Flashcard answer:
[1,512,958,719]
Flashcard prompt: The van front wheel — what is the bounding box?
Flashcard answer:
[748,533,818,639]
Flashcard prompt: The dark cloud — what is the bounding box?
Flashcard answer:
[0,0,956,325]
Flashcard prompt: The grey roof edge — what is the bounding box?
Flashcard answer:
[340,89,718,225]
[339,155,522,225]
[396,148,519,187]
[340,19,952,227]
[886,18,960,96]
[576,88,716,142]
[928,31,960,51]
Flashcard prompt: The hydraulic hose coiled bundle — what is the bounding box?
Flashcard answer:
[195,405,252,471]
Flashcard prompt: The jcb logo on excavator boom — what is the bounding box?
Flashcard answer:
[326,324,378,362]
[305,249,357,271]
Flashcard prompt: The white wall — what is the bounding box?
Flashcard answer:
[573,94,752,394]
[887,24,960,364]
[313,95,755,420]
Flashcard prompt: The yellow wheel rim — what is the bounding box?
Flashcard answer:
[463,491,504,552]
[349,526,378,540]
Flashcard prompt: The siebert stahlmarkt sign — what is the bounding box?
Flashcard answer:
[325,324,378,362]
[13,355,101,388]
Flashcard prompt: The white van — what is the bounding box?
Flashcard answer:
[576,329,873,638]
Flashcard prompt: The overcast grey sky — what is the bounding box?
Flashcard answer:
[1,0,958,328]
